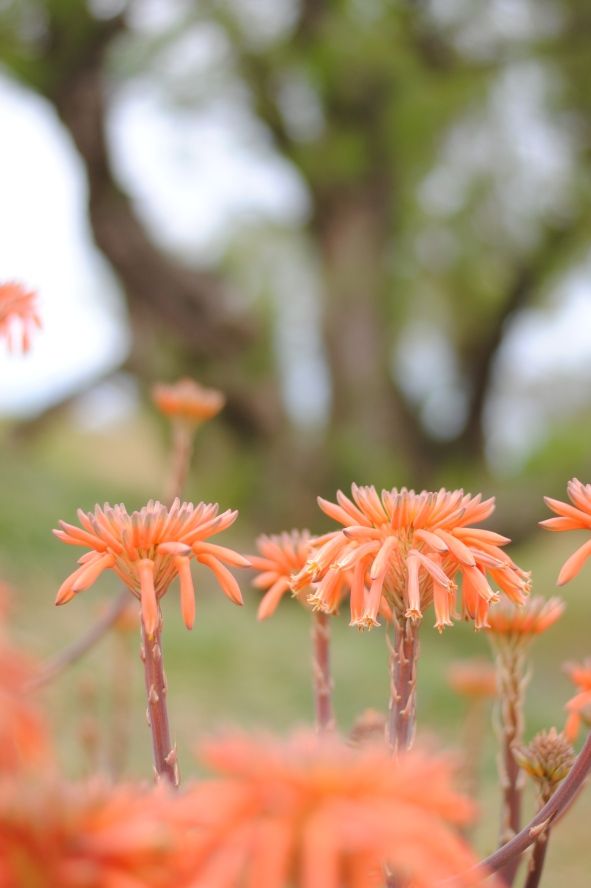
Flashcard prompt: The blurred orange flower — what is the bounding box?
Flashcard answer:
[54,499,249,636]
[294,485,530,630]
[0,779,192,888]
[541,478,591,584]
[486,596,564,642]
[0,281,41,353]
[0,643,49,774]
[152,378,225,424]
[186,731,489,888]
[447,659,497,699]
[564,659,591,741]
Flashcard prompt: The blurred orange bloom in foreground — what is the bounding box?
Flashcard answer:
[295,485,530,630]
[0,780,192,888]
[0,281,41,353]
[185,731,490,888]
[0,644,48,774]
[152,378,225,424]
[541,478,591,585]
[54,499,249,635]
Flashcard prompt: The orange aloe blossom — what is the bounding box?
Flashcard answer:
[563,659,591,742]
[54,499,249,785]
[249,530,349,732]
[0,281,41,353]
[294,485,530,752]
[186,731,492,888]
[153,378,226,503]
[541,478,591,584]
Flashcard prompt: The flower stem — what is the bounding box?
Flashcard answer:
[166,420,194,505]
[387,616,420,753]
[140,614,179,787]
[494,643,528,885]
[466,730,591,880]
[523,831,549,888]
[312,611,335,732]
[29,588,129,690]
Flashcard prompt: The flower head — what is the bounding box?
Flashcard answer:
[0,779,193,888]
[186,731,488,888]
[0,281,41,353]
[248,529,349,620]
[447,659,497,700]
[564,659,591,741]
[541,478,591,585]
[54,499,250,636]
[486,596,564,644]
[152,378,225,425]
[294,484,530,630]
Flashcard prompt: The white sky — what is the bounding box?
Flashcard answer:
[0,69,590,466]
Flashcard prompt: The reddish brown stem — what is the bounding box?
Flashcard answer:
[140,615,179,787]
[523,832,549,888]
[109,625,133,778]
[467,730,591,880]
[29,589,129,690]
[165,420,194,505]
[494,644,528,886]
[387,616,419,753]
[312,611,335,732]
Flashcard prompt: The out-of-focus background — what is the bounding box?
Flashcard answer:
[1,0,591,879]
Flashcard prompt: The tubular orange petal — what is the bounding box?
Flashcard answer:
[175,556,196,629]
[257,578,291,620]
[199,555,243,605]
[72,553,116,593]
[557,538,591,585]
[138,559,158,637]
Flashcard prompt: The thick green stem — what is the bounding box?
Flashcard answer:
[140,615,179,787]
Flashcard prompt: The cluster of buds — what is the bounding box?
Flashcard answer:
[513,728,575,803]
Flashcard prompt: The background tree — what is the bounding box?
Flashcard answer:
[1,0,590,524]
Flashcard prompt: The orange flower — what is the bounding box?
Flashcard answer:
[53,499,250,636]
[0,779,193,888]
[152,378,225,424]
[563,659,591,741]
[486,596,565,642]
[248,530,349,620]
[294,485,530,630]
[447,659,497,699]
[0,281,41,353]
[186,731,489,888]
[249,530,316,618]
[541,478,591,585]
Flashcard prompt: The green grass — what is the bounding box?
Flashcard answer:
[2,416,591,883]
